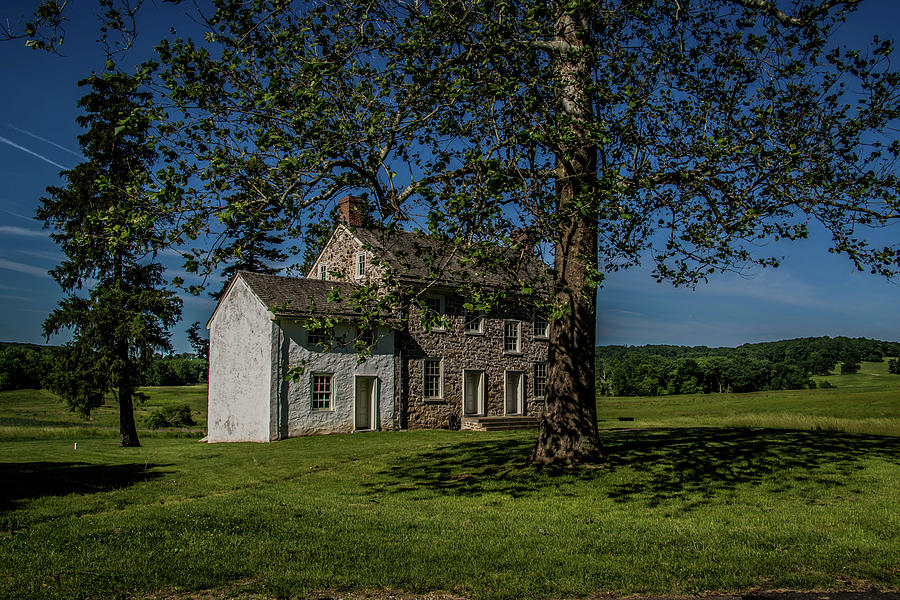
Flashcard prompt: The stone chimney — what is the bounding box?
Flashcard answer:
[512,227,535,251]
[338,195,365,228]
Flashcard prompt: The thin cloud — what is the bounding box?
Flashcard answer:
[17,249,62,262]
[0,258,50,278]
[7,124,81,158]
[0,225,47,237]
[612,309,644,317]
[0,135,68,170]
[0,208,40,223]
[180,293,217,308]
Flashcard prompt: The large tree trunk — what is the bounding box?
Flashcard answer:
[118,385,141,447]
[531,8,603,465]
[114,256,141,448]
[531,208,602,465]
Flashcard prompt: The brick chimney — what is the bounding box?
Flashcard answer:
[338,195,365,228]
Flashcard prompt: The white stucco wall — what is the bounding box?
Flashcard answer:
[207,276,276,442]
[278,322,396,436]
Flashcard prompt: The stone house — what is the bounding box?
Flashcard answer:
[206,196,550,442]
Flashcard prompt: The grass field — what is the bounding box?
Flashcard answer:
[597,359,900,436]
[0,385,207,441]
[1,363,898,599]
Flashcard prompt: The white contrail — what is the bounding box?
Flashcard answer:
[0,207,40,223]
[0,226,46,237]
[7,124,81,158]
[0,258,50,278]
[0,135,68,170]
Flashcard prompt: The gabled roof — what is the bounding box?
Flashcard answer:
[236,271,369,319]
[351,226,550,291]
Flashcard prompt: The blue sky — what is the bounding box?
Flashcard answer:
[0,0,898,353]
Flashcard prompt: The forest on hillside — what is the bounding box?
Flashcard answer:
[3,336,899,396]
[597,337,900,397]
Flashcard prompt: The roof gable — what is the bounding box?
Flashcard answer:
[351,227,550,290]
[230,271,368,319]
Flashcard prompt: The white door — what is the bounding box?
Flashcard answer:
[463,370,484,416]
[505,371,524,415]
[355,376,377,430]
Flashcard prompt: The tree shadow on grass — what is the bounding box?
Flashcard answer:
[363,428,900,505]
[603,427,900,506]
[0,461,169,512]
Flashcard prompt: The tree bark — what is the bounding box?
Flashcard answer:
[531,206,602,465]
[118,385,141,447]
[114,255,141,448]
[531,8,603,465]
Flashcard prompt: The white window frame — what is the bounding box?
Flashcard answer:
[503,320,521,354]
[423,295,446,332]
[318,263,327,280]
[311,373,334,411]
[464,308,484,334]
[533,313,549,339]
[423,358,443,400]
[355,252,366,279]
[534,362,548,399]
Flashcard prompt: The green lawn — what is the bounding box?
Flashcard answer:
[597,360,900,436]
[0,385,207,441]
[1,364,898,599]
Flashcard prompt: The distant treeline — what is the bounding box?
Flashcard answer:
[597,336,900,397]
[0,343,55,390]
[0,342,207,391]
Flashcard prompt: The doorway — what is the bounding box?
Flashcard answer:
[505,371,524,415]
[354,376,377,430]
[463,370,485,416]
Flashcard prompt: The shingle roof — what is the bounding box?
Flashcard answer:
[238,271,367,318]
[351,226,550,291]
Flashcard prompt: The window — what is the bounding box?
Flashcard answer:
[356,252,366,278]
[318,263,327,280]
[534,362,548,398]
[423,359,443,399]
[423,296,445,331]
[357,327,375,349]
[307,327,331,348]
[464,309,484,334]
[503,321,521,353]
[311,374,333,410]
[533,313,549,338]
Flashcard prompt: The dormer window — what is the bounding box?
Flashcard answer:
[356,252,366,278]
[423,296,445,332]
[318,263,327,280]
[533,313,549,339]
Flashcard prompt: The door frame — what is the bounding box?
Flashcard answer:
[353,375,378,431]
[504,370,525,415]
[462,369,485,417]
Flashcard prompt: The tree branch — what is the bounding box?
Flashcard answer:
[726,0,861,27]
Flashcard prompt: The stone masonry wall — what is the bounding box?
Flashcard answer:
[398,294,549,430]
[307,226,386,285]
[310,224,549,431]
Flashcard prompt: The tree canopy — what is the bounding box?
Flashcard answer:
[39,69,182,446]
[14,0,900,463]
[145,0,899,463]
